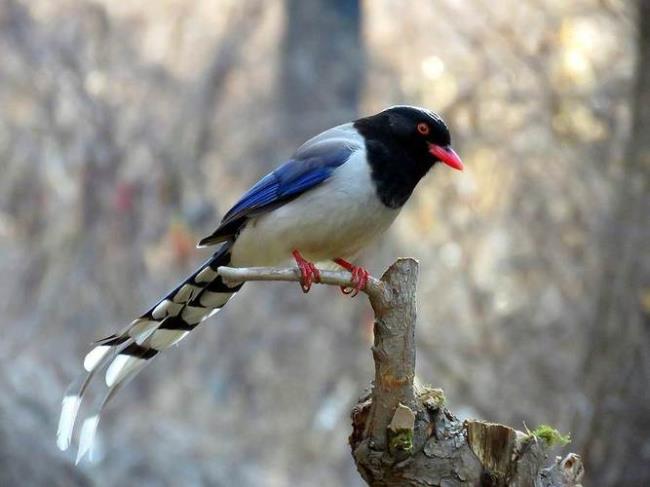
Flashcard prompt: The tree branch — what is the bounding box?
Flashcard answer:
[217,265,387,302]
[217,260,584,486]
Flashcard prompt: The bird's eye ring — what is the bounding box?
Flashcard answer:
[417,122,430,135]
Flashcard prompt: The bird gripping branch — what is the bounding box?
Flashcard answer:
[57,105,463,462]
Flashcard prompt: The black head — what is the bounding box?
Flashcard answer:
[355,105,463,172]
[354,105,463,208]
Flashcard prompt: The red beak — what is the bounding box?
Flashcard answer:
[428,144,464,171]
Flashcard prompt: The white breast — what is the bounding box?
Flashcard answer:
[230,147,400,267]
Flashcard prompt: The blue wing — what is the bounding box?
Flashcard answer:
[198,138,357,246]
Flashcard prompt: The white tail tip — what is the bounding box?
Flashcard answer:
[105,354,146,388]
[57,395,82,451]
[83,345,111,372]
[76,415,100,464]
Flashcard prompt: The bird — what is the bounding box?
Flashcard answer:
[57,105,463,462]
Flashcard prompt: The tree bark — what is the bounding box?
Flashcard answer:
[218,260,585,486]
[349,259,583,487]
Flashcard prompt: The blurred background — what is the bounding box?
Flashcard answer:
[0,0,648,485]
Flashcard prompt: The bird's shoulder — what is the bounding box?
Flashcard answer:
[292,123,363,160]
[197,124,363,247]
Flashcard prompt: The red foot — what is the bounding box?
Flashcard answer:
[334,258,369,297]
[292,250,321,293]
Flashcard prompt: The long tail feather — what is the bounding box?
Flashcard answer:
[76,346,153,464]
[58,242,242,459]
[57,336,134,451]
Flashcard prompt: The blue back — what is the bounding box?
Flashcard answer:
[198,136,358,246]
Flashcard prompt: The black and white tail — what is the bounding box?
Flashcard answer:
[57,242,242,462]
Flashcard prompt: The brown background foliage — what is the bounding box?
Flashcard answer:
[0,0,647,485]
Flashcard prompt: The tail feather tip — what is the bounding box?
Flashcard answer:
[83,345,111,372]
[76,415,100,464]
[105,354,147,388]
[57,395,81,451]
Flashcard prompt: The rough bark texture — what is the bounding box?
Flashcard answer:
[348,259,585,487]
[217,260,585,486]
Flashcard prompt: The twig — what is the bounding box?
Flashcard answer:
[217,265,387,303]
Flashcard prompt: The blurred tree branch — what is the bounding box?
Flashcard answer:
[579,0,650,484]
[219,260,584,486]
[280,0,364,145]
[180,0,264,170]
[166,0,265,198]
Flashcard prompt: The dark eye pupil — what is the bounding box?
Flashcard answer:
[418,123,429,134]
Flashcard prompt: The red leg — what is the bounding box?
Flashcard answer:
[292,250,321,293]
[334,258,369,297]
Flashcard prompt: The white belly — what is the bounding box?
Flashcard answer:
[230,150,400,267]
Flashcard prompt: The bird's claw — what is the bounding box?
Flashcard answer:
[292,250,321,293]
[299,262,321,293]
[334,258,369,298]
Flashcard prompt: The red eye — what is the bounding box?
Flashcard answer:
[417,122,430,135]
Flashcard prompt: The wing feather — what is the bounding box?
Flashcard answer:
[198,135,359,247]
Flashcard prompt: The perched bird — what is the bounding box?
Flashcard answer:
[57,105,463,462]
